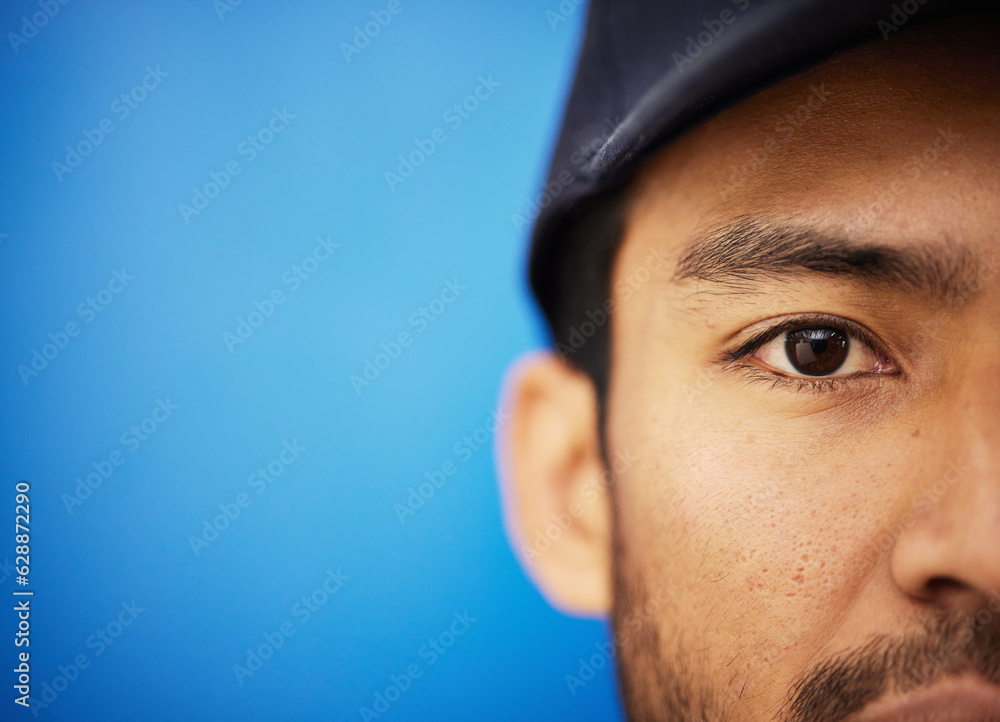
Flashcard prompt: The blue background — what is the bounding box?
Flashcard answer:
[0,0,624,719]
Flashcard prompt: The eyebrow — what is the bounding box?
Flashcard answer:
[672,216,983,304]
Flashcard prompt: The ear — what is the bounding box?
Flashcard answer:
[497,352,612,616]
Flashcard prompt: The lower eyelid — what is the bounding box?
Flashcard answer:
[735,364,878,393]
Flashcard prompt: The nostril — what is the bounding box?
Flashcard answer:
[926,576,965,596]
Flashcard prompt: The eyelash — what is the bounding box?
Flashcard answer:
[718,313,896,393]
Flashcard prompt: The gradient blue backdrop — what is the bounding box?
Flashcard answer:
[0,0,625,719]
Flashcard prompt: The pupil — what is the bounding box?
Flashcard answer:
[784,327,849,376]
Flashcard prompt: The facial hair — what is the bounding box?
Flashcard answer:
[609,497,1000,721]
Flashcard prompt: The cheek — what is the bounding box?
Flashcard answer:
[616,336,898,602]
[626,413,898,659]
[606,276,917,668]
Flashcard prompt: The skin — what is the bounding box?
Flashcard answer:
[501,14,1000,722]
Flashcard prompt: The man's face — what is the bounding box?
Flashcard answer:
[503,14,1000,722]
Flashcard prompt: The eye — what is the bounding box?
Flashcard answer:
[756,325,886,377]
[725,315,898,383]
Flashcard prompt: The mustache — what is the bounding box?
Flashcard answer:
[783,607,1000,722]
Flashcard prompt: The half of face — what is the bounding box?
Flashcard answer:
[501,12,1000,722]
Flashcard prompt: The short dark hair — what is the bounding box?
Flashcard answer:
[533,184,632,420]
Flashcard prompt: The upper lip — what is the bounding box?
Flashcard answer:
[848,676,1000,722]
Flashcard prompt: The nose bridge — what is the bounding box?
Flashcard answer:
[947,344,1000,470]
[887,341,1000,606]
[929,348,1000,532]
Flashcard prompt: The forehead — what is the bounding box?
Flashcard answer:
[623,14,1000,251]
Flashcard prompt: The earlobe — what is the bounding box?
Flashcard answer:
[497,352,613,617]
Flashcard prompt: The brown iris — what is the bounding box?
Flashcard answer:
[784,327,849,376]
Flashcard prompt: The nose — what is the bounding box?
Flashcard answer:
[890,360,1000,613]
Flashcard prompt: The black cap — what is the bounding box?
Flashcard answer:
[528,0,996,334]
